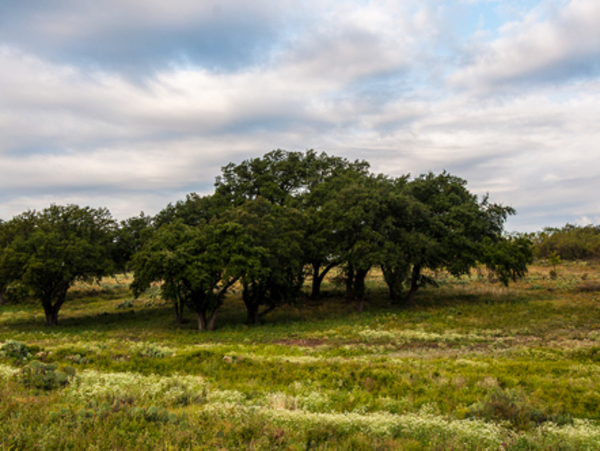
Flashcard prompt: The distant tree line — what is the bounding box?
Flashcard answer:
[0,150,532,328]
[528,224,600,261]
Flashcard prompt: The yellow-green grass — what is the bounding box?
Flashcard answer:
[2,263,600,449]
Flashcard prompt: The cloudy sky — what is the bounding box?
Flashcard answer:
[1,0,599,231]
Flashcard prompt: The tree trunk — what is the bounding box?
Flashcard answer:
[0,287,5,306]
[242,282,266,325]
[404,265,421,306]
[355,299,364,313]
[311,262,322,300]
[42,282,69,326]
[354,268,368,298]
[196,306,220,331]
[246,304,260,325]
[354,268,369,312]
[310,260,340,299]
[207,309,218,331]
[382,265,405,304]
[258,304,277,319]
[174,300,184,324]
[43,304,59,326]
[345,264,355,301]
[196,312,207,331]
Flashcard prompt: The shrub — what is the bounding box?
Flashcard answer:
[116,299,135,309]
[129,405,178,423]
[532,224,600,260]
[130,342,172,358]
[0,340,36,362]
[20,360,76,390]
[464,388,572,431]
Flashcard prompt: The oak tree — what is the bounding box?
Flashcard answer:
[3,205,116,326]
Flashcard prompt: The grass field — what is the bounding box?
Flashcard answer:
[2,262,600,450]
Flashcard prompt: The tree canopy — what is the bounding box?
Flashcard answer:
[131,219,251,330]
[0,150,532,329]
[1,205,116,325]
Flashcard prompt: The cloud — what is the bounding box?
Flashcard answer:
[0,0,599,232]
[0,0,309,73]
[451,0,600,90]
[2,38,600,230]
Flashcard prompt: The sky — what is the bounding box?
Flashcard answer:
[0,0,599,232]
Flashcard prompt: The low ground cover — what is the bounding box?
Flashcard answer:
[2,262,600,449]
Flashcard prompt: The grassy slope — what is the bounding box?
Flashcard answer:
[2,262,600,450]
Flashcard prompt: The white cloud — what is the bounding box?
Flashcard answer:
[451,0,600,89]
[0,0,599,231]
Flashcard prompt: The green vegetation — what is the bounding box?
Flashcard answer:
[531,224,600,261]
[2,264,600,449]
[2,150,600,449]
[0,205,116,326]
[0,150,529,329]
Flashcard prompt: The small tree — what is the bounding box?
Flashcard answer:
[548,251,561,279]
[131,220,249,330]
[3,205,116,326]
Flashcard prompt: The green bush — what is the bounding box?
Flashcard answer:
[464,388,572,431]
[532,224,600,260]
[116,299,135,309]
[0,340,36,362]
[129,405,178,423]
[20,360,76,390]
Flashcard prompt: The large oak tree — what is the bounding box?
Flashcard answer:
[3,205,116,326]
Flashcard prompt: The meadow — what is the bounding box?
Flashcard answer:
[2,262,600,450]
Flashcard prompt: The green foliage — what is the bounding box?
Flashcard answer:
[214,149,372,302]
[131,218,252,330]
[222,198,305,324]
[0,340,35,362]
[1,151,532,328]
[153,193,224,229]
[214,149,370,208]
[132,343,169,359]
[2,264,600,449]
[482,237,533,286]
[0,213,37,306]
[112,212,153,272]
[532,224,600,260]
[465,388,572,431]
[20,360,75,390]
[130,405,173,423]
[1,204,117,326]
[548,250,562,269]
[115,299,135,309]
[397,172,516,304]
[548,250,562,279]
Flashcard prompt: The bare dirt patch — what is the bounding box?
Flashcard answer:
[274,339,326,347]
[577,283,600,292]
